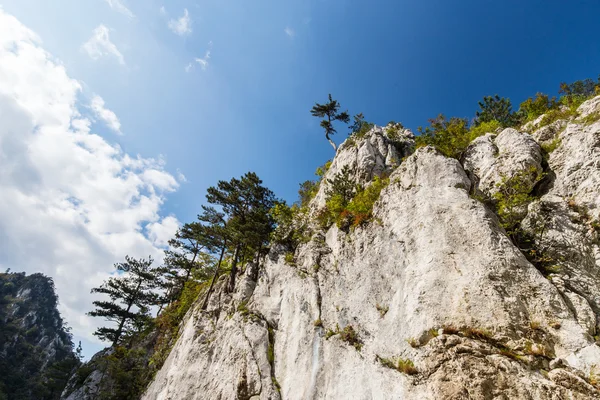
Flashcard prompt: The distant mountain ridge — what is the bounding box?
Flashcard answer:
[0,271,80,400]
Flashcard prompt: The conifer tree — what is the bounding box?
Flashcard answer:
[206,172,276,292]
[158,221,214,308]
[88,256,160,347]
[326,165,355,205]
[475,95,516,127]
[311,94,350,151]
[199,205,229,309]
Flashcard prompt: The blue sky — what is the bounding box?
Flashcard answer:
[0,0,599,357]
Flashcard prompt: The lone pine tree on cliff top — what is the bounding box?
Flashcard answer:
[311,94,350,151]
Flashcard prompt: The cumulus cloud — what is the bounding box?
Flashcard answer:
[90,95,121,134]
[146,216,179,248]
[168,9,192,36]
[103,0,134,19]
[284,27,295,37]
[0,9,180,348]
[82,25,125,65]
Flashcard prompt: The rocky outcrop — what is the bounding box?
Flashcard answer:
[0,272,79,399]
[462,128,543,196]
[311,125,415,210]
[143,100,600,399]
[519,98,600,375]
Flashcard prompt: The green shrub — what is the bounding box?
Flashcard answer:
[320,166,356,228]
[559,78,600,109]
[320,173,389,230]
[349,113,374,139]
[339,325,362,351]
[325,324,362,351]
[493,166,542,237]
[377,356,418,375]
[284,252,296,266]
[416,114,471,159]
[344,176,389,227]
[541,137,561,154]
[298,181,319,208]
[325,328,337,339]
[270,202,310,248]
[580,112,600,125]
[237,300,250,316]
[385,123,405,140]
[518,93,559,122]
[538,108,577,128]
[468,119,501,139]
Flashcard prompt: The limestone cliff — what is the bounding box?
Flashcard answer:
[139,97,600,399]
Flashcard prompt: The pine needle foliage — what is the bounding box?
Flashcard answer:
[88,256,160,347]
[311,94,350,151]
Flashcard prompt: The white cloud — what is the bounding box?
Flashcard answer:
[159,6,166,16]
[284,27,295,37]
[103,0,134,19]
[187,41,212,72]
[0,9,180,349]
[82,25,125,65]
[146,216,179,248]
[194,50,210,70]
[90,95,121,134]
[168,9,192,36]
[176,168,187,183]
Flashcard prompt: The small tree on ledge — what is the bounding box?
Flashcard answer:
[311,94,350,151]
[88,256,160,347]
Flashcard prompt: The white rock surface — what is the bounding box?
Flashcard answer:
[311,125,415,210]
[144,136,600,399]
[520,97,600,373]
[462,128,543,196]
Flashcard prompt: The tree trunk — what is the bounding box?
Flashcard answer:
[326,134,337,152]
[201,241,226,310]
[112,279,142,347]
[184,244,200,284]
[228,244,241,292]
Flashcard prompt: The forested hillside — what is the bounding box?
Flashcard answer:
[0,272,80,399]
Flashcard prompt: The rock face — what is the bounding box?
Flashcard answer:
[142,104,600,400]
[311,125,415,210]
[462,128,543,196]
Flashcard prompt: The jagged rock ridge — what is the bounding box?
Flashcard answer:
[0,271,79,400]
[136,99,600,399]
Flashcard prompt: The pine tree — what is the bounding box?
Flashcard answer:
[199,206,229,310]
[475,95,516,127]
[88,256,160,347]
[326,165,355,205]
[311,94,350,151]
[158,221,214,309]
[206,172,276,292]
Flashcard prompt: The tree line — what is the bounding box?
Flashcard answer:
[88,172,276,348]
[311,75,600,154]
